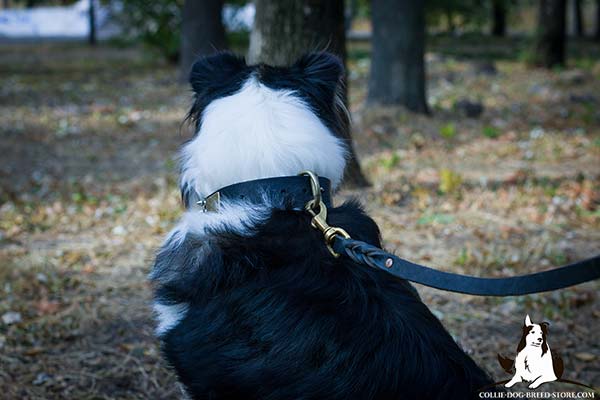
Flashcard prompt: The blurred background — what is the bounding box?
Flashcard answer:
[0,0,598,398]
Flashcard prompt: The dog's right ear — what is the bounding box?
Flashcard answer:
[525,314,533,327]
[292,52,344,103]
[189,52,248,95]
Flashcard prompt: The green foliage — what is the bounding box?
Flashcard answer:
[455,247,470,266]
[117,0,184,63]
[379,152,401,170]
[482,125,499,138]
[439,123,457,139]
[439,169,463,194]
[417,212,455,225]
[425,0,488,32]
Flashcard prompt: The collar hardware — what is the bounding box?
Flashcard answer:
[185,175,333,212]
[300,171,351,257]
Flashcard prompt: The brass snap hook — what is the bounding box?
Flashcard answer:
[299,170,351,257]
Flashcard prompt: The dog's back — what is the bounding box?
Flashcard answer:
[150,52,495,399]
[154,201,493,399]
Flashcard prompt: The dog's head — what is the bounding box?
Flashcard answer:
[180,52,348,200]
[517,315,549,354]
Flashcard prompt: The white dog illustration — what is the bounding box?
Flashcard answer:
[499,315,563,389]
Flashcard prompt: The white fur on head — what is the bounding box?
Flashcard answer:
[525,314,533,327]
[180,78,347,198]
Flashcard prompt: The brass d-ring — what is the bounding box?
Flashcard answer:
[299,170,322,210]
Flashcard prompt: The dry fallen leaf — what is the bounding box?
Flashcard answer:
[36,299,61,316]
[574,352,596,362]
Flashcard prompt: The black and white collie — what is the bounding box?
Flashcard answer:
[503,315,562,389]
[150,52,494,399]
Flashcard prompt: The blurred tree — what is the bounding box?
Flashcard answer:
[597,0,600,39]
[248,0,346,65]
[573,0,584,37]
[532,0,567,68]
[368,0,428,114]
[491,0,507,36]
[119,0,183,63]
[248,0,368,187]
[89,0,96,46]
[345,0,358,30]
[180,0,227,81]
[426,0,487,33]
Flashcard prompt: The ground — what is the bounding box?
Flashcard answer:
[0,40,598,399]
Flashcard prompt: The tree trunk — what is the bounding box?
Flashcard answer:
[367,0,428,114]
[492,0,507,36]
[596,0,600,39]
[533,0,567,68]
[248,0,346,66]
[445,8,455,34]
[573,0,584,37]
[180,0,227,82]
[345,0,358,31]
[88,0,96,46]
[249,0,368,188]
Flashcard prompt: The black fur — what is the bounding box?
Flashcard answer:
[152,201,494,399]
[155,52,496,399]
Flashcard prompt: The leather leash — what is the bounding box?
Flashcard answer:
[299,171,600,297]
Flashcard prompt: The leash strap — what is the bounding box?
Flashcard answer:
[331,236,600,296]
[297,170,600,296]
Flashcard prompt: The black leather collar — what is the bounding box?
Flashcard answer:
[185,175,332,212]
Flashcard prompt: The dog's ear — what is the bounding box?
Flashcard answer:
[524,314,533,327]
[189,52,248,95]
[540,321,550,332]
[187,52,249,126]
[292,52,344,101]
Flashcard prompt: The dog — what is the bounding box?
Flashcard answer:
[150,52,495,399]
[500,315,563,389]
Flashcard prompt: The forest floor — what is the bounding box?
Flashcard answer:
[0,39,599,399]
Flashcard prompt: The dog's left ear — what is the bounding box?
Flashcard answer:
[540,322,550,332]
[293,52,344,102]
[189,52,248,96]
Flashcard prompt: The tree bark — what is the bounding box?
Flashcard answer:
[533,0,567,68]
[345,0,358,31]
[573,0,584,37]
[596,0,600,39]
[367,0,428,114]
[492,0,507,36]
[180,0,227,82]
[249,0,368,188]
[248,0,346,66]
[88,0,96,46]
